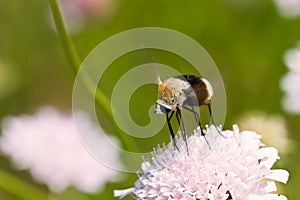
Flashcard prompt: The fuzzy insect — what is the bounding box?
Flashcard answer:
[155,75,221,153]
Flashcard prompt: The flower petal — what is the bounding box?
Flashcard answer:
[115,125,289,199]
[114,188,134,199]
[248,194,265,200]
[258,147,279,169]
[266,169,289,184]
[248,194,287,200]
[260,180,277,193]
[263,194,288,200]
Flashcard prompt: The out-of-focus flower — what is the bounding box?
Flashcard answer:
[280,43,300,114]
[0,59,18,99]
[0,107,122,193]
[274,0,300,18]
[114,125,289,200]
[238,112,292,154]
[55,0,117,33]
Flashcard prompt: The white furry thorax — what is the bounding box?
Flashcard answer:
[157,77,190,110]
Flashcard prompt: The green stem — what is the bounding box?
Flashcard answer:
[48,0,136,151]
[0,168,57,200]
[48,0,80,72]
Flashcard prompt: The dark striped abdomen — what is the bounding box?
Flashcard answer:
[174,75,211,106]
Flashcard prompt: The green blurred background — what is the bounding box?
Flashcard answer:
[0,0,299,199]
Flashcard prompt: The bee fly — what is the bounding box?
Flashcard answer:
[154,75,222,154]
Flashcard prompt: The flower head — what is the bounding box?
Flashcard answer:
[280,43,300,114]
[0,107,122,193]
[56,0,117,33]
[274,0,300,18]
[114,125,289,200]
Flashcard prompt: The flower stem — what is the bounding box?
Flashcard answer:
[0,168,57,200]
[48,0,80,73]
[48,0,136,151]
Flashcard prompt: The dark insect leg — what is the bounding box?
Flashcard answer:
[165,111,179,151]
[191,107,201,131]
[182,105,211,148]
[207,103,224,137]
[175,108,189,155]
[182,105,204,135]
[207,103,214,124]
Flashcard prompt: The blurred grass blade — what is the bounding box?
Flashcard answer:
[48,0,136,151]
[0,168,57,200]
[48,0,80,72]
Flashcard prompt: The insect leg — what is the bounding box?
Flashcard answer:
[191,107,200,126]
[207,103,224,137]
[182,106,204,134]
[182,105,211,149]
[207,103,215,124]
[165,111,179,151]
[175,108,189,155]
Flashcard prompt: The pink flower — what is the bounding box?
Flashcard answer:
[0,107,122,193]
[57,0,117,33]
[114,125,289,200]
[280,44,300,114]
[274,0,300,18]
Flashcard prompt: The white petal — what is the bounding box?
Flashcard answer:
[248,194,287,200]
[258,147,279,169]
[264,194,288,200]
[248,194,264,200]
[221,194,230,200]
[260,180,277,193]
[284,48,300,73]
[233,124,240,134]
[141,161,152,172]
[266,169,289,184]
[114,188,133,199]
[208,193,215,200]
[240,130,261,148]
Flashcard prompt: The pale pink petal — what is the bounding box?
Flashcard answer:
[260,180,277,193]
[248,194,287,200]
[114,188,134,199]
[266,169,289,184]
[263,194,288,200]
[284,48,300,73]
[274,0,300,18]
[280,43,300,114]
[248,194,265,200]
[114,125,289,199]
[258,147,279,169]
[0,107,122,193]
